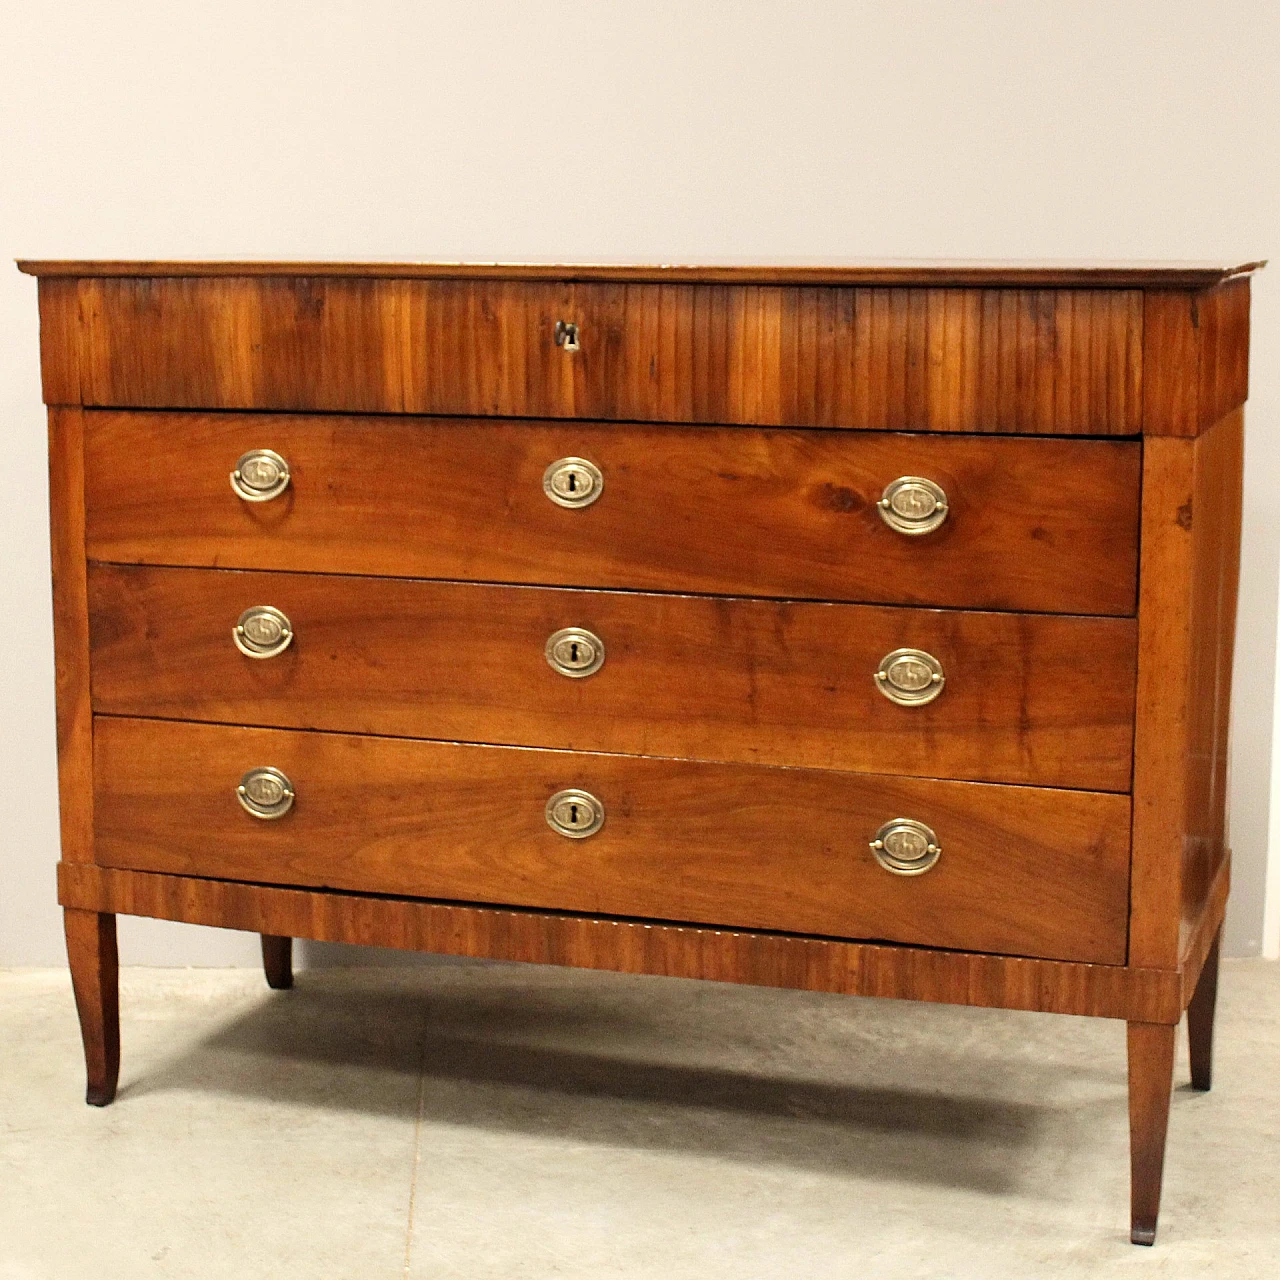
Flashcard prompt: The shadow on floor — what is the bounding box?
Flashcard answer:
[118,967,1115,1197]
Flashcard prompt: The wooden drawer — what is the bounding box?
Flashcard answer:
[89,565,1138,790]
[65,275,1146,435]
[92,717,1131,964]
[84,412,1141,615]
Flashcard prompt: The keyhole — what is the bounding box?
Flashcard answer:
[569,803,580,826]
[567,472,577,492]
[569,641,580,663]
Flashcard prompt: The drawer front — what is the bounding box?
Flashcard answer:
[93,718,1131,964]
[89,565,1138,790]
[73,275,1144,436]
[84,412,1141,615]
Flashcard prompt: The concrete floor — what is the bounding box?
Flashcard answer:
[0,959,1276,1279]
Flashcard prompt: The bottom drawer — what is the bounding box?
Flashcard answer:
[92,718,1131,964]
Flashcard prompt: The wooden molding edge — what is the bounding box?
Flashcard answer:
[58,864,1182,1022]
[18,259,1265,287]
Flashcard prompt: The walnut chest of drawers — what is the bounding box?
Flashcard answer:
[21,258,1260,1244]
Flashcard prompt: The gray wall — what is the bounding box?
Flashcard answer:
[2,1,1277,965]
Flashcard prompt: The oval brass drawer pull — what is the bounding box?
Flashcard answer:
[233,606,294,659]
[237,767,295,820]
[545,788,605,838]
[231,449,291,502]
[543,457,603,509]
[870,818,941,875]
[877,476,948,535]
[545,627,605,678]
[875,648,945,706]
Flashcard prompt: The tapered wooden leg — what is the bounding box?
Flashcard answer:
[1187,926,1222,1091]
[64,909,120,1107]
[1128,1021,1177,1245]
[261,934,294,990]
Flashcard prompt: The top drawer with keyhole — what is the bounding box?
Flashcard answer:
[83,410,1141,616]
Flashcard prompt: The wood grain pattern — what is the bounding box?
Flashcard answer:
[36,278,82,405]
[1142,280,1252,436]
[63,908,119,1106]
[48,408,95,864]
[1127,1021,1177,1245]
[83,412,1142,616]
[61,276,1148,434]
[18,259,1264,287]
[92,717,1132,964]
[88,565,1139,791]
[1129,409,1244,968]
[57,863,1183,1023]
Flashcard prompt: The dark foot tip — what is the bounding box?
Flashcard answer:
[85,1086,116,1107]
[1130,1226,1157,1246]
[266,975,294,991]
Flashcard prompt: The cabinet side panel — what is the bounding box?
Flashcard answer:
[1130,409,1244,969]
[1181,409,1243,956]
[48,407,94,863]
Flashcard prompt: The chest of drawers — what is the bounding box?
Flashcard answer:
[21,258,1259,1244]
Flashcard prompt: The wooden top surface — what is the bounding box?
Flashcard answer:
[15,258,1265,287]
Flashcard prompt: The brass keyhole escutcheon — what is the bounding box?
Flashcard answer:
[869,818,942,875]
[545,788,605,839]
[233,606,294,659]
[237,767,296,820]
[554,320,581,352]
[877,476,949,535]
[543,457,603,509]
[545,627,605,678]
[231,449,291,502]
[874,648,945,706]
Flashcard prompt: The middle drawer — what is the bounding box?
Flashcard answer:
[88,565,1137,790]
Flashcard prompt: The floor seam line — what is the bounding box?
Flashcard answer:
[403,1027,430,1278]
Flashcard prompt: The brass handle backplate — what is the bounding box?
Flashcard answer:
[231,449,291,502]
[870,818,941,875]
[545,627,605,678]
[543,457,603,509]
[237,767,295,820]
[875,648,945,706]
[545,788,605,838]
[877,476,948,535]
[233,606,294,659]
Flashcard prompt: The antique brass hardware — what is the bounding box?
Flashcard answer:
[870,818,941,875]
[554,320,581,351]
[545,627,605,678]
[233,606,294,659]
[231,449,291,502]
[877,476,949,535]
[875,648,945,706]
[543,457,603,508]
[237,767,295,820]
[545,788,605,838]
